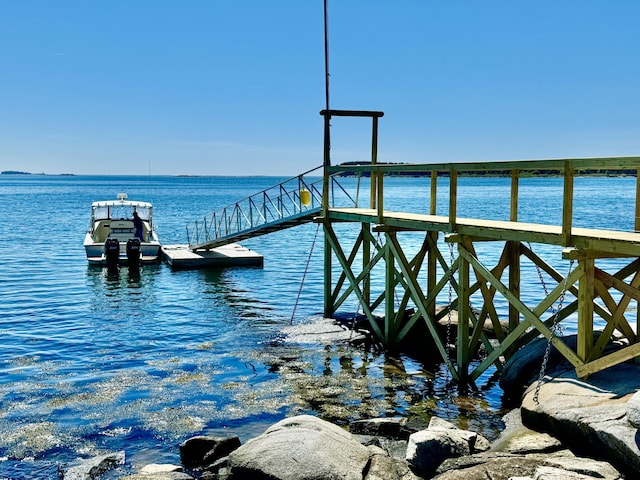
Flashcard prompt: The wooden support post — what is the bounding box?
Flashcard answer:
[323,221,334,317]
[371,116,379,165]
[562,163,574,246]
[510,169,519,222]
[362,223,371,308]
[636,167,640,343]
[385,232,395,344]
[430,171,437,215]
[377,173,384,224]
[427,231,438,320]
[370,115,380,210]
[321,112,331,216]
[508,241,521,332]
[636,167,640,232]
[449,169,458,232]
[578,257,595,362]
[457,241,471,380]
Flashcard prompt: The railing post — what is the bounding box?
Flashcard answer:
[430,171,437,215]
[562,162,574,246]
[322,111,331,216]
[370,116,379,210]
[449,168,458,232]
[636,167,640,232]
[510,169,519,222]
[377,170,384,224]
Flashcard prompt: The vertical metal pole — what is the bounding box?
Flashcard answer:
[324,0,330,113]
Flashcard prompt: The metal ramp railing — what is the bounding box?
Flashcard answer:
[186,166,355,250]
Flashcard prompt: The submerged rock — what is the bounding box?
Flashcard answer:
[179,434,240,469]
[281,317,368,345]
[63,451,125,480]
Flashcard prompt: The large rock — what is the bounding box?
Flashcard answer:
[364,452,422,480]
[520,363,640,478]
[490,409,563,454]
[350,417,412,439]
[625,389,640,429]
[500,334,625,404]
[434,451,622,480]
[227,415,378,480]
[405,416,489,477]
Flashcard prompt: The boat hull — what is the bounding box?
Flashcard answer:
[84,233,162,266]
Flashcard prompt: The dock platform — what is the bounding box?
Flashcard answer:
[161,243,263,270]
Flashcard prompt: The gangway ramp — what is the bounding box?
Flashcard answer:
[185,167,353,250]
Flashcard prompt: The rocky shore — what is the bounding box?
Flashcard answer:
[58,324,640,479]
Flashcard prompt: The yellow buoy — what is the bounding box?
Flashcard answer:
[300,188,311,206]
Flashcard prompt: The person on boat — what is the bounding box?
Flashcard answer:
[132,210,144,241]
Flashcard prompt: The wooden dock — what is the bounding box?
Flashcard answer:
[161,243,263,270]
[171,107,640,385]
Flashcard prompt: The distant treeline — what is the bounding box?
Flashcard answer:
[335,162,638,177]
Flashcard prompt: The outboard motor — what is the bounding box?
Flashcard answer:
[126,238,141,269]
[105,238,120,270]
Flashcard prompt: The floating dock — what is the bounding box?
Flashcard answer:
[161,243,263,270]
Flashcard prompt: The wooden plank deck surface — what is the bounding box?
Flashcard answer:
[328,208,640,255]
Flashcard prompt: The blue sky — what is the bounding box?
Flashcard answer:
[1,1,639,176]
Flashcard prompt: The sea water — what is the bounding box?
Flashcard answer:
[0,173,635,478]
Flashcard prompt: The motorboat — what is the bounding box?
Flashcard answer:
[84,193,162,266]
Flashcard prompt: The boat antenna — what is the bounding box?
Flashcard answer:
[324,0,330,111]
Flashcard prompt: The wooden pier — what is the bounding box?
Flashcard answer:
[181,108,640,385]
[318,109,640,383]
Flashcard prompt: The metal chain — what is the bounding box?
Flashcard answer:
[533,256,575,404]
[528,242,564,337]
[446,242,455,370]
[445,243,460,390]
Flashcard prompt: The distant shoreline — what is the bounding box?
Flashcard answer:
[1,171,75,176]
[3,169,636,178]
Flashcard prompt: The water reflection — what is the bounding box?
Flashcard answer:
[251,338,506,439]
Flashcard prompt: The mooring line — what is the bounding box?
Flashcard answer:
[290,223,321,324]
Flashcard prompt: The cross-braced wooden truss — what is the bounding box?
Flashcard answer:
[322,219,640,383]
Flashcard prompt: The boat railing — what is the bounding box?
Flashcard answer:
[186,166,355,249]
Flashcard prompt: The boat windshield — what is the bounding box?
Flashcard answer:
[93,204,152,222]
